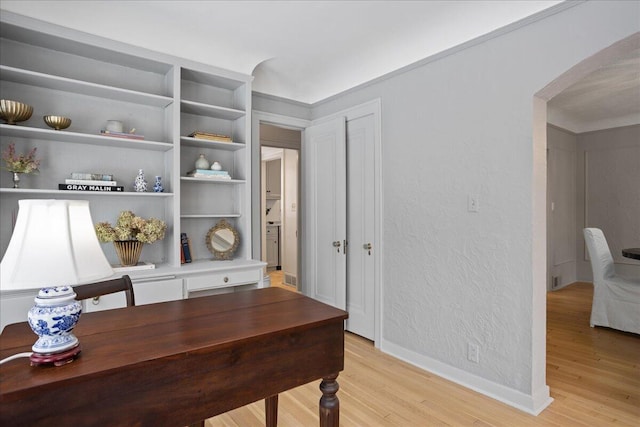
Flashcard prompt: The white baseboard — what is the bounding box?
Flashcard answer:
[380,338,553,415]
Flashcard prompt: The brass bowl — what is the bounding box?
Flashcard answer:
[44,115,72,131]
[0,99,33,125]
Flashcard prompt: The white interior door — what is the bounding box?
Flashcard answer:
[346,113,376,340]
[303,117,347,309]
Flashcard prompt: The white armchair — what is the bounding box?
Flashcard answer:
[583,228,640,334]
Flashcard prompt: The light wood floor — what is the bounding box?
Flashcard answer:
[208,282,639,426]
[268,270,297,292]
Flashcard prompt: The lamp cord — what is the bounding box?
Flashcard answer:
[0,352,32,364]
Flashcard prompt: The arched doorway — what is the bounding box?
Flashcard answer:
[532,32,639,403]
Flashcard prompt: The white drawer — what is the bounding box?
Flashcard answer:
[83,292,126,313]
[185,269,262,292]
[134,278,183,305]
[84,278,183,312]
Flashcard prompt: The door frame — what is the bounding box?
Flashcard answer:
[252,111,311,292]
[533,33,640,411]
[252,99,383,348]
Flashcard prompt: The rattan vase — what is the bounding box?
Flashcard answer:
[113,240,143,266]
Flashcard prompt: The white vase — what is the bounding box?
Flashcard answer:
[106,120,123,133]
[195,154,210,170]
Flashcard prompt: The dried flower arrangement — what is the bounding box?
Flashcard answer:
[95,211,167,244]
[2,142,40,174]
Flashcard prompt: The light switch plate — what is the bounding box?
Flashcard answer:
[468,194,480,212]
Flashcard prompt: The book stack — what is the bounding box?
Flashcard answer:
[186,169,232,180]
[100,130,145,140]
[180,232,193,264]
[59,172,124,192]
[188,131,232,143]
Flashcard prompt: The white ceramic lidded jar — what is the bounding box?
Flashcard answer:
[211,161,222,171]
[106,120,123,133]
[195,154,210,170]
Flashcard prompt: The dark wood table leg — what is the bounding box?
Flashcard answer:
[265,394,278,427]
[319,373,339,427]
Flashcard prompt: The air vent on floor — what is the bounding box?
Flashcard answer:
[284,274,297,287]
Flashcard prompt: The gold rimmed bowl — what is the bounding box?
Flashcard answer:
[0,99,33,125]
[44,115,72,131]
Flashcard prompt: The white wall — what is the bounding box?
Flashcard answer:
[576,124,640,280]
[547,125,578,289]
[253,93,311,121]
[548,124,640,289]
[310,0,639,414]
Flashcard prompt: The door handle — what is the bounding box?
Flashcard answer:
[363,243,372,255]
[333,240,341,252]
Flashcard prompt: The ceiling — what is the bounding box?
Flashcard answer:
[547,40,640,133]
[2,0,563,103]
[1,1,638,132]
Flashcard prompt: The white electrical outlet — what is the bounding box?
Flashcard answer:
[468,194,480,213]
[468,342,480,363]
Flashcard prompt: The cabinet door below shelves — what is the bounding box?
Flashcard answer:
[266,226,280,268]
[265,159,281,198]
[266,236,279,267]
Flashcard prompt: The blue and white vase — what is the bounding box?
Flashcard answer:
[134,169,147,192]
[153,176,164,193]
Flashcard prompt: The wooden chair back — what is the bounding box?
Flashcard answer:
[74,275,135,307]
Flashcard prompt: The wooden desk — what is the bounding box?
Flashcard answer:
[0,288,348,426]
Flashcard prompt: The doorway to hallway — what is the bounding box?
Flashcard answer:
[260,124,302,292]
[253,99,382,346]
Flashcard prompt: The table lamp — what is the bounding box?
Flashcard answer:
[0,199,113,366]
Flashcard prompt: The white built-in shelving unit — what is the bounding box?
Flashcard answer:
[0,12,265,327]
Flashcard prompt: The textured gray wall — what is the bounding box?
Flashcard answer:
[577,124,640,281]
[309,0,639,412]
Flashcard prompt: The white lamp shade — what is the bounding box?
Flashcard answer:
[0,199,113,290]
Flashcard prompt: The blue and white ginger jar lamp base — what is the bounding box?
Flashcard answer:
[28,286,82,354]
